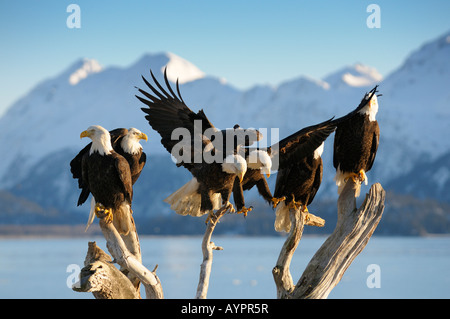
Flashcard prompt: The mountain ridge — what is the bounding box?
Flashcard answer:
[0,31,449,234]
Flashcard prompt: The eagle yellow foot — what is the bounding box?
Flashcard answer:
[358,169,367,183]
[236,206,253,217]
[222,201,235,213]
[205,211,215,225]
[271,196,286,208]
[302,206,310,223]
[347,170,367,184]
[287,200,302,211]
[95,203,113,224]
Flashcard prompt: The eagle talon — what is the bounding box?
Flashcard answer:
[271,196,286,208]
[287,200,302,211]
[237,206,253,217]
[358,169,367,183]
[205,212,215,225]
[223,201,235,214]
[302,206,310,223]
[94,203,113,224]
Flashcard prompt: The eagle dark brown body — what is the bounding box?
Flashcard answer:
[81,151,133,211]
[274,153,322,208]
[232,168,273,212]
[332,85,380,196]
[333,114,379,176]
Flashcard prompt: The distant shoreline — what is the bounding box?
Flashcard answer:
[0,224,448,238]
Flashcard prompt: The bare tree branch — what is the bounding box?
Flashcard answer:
[273,180,385,299]
[195,205,229,299]
[73,241,140,299]
[97,214,164,299]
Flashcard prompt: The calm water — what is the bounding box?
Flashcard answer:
[0,236,449,299]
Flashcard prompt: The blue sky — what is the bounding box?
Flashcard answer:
[1,1,449,115]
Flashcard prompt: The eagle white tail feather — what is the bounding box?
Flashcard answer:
[164,178,221,216]
[85,197,96,232]
[274,202,291,233]
[113,202,133,235]
[334,166,347,195]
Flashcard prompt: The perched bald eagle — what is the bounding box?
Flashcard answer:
[109,128,148,185]
[231,118,336,231]
[136,69,255,218]
[270,118,336,232]
[72,125,134,235]
[333,86,380,197]
[71,127,147,231]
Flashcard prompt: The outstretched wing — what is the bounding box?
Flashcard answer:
[269,117,336,170]
[136,69,216,170]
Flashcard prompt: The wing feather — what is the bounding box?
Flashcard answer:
[269,117,336,169]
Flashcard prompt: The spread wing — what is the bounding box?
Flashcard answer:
[136,68,217,170]
[268,117,336,170]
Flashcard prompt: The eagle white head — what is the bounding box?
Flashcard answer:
[247,150,272,178]
[358,93,378,122]
[80,125,113,156]
[222,154,247,182]
[121,128,148,155]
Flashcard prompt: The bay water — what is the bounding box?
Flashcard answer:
[0,236,448,299]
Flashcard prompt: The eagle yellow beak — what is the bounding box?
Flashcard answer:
[266,172,271,178]
[80,130,90,139]
[139,132,148,141]
[238,172,245,183]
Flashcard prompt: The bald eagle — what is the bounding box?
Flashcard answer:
[232,118,336,231]
[333,86,380,197]
[136,69,254,218]
[109,128,148,185]
[70,127,147,231]
[72,125,134,235]
[232,149,273,216]
[269,118,336,232]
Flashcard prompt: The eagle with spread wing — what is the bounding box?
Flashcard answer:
[136,69,260,218]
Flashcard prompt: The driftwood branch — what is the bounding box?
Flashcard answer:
[98,214,164,299]
[74,210,164,299]
[195,205,228,299]
[73,241,140,299]
[273,181,385,299]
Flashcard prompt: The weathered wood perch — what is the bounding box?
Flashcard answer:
[196,205,228,299]
[73,241,140,299]
[273,180,385,299]
[73,211,164,299]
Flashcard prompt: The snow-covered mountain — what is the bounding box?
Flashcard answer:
[0,30,449,221]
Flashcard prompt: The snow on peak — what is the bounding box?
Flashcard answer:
[132,52,205,84]
[324,63,382,88]
[68,58,102,85]
[398,30,450,74]
[164,52,205,84]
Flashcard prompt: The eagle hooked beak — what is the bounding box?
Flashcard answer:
[266,172,271,178]
[80,130,91,139]
[238,171,245,183]
[139,132,148,142]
